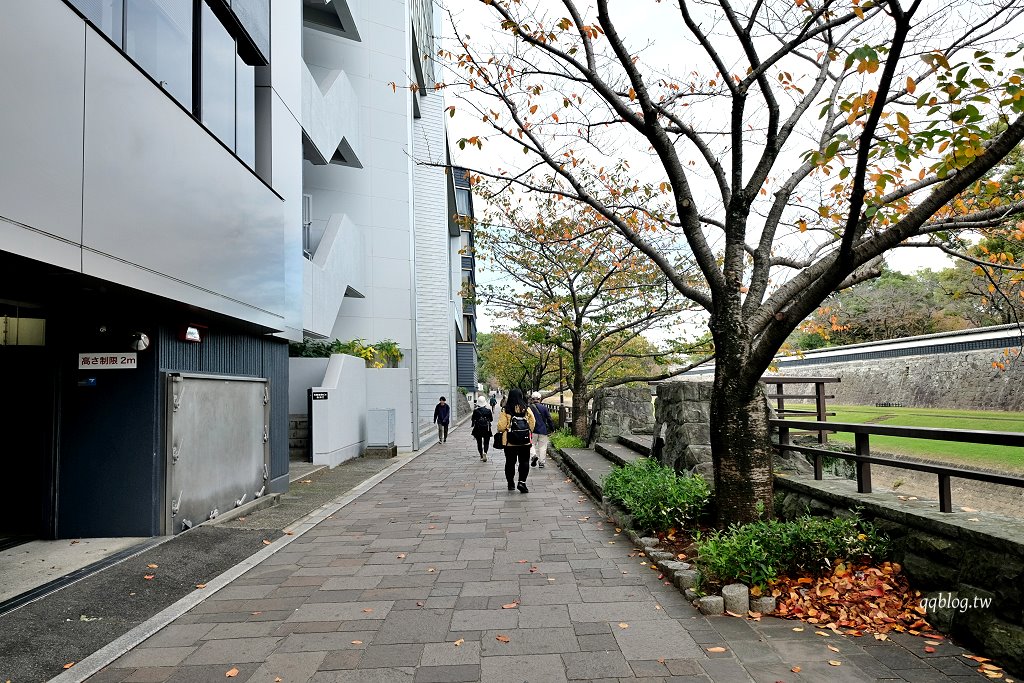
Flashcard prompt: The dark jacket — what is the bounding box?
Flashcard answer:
[471,406,493,437]
[433,402,451,425]
[530,402,554,435]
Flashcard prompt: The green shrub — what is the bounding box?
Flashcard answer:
[695,514,890,589]
[549,427,585,449]
[288,338,403,367]
[602,458,710,532]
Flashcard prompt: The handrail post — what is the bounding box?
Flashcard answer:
[938,474,952,513]
[815,381,827,445]
[855,433,872,494]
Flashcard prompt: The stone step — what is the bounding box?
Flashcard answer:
[553,447,617,499]
[594,441,647,467]
[616,434,652,456]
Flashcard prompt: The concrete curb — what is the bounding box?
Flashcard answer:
[50,441,437,683]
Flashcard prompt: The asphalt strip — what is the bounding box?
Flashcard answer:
[48,446,429,683]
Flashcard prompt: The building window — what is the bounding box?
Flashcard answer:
[460,229,472,254]
[201,1,235,146]
[73,0,124,41]
[455,187,472,217]
[125,0,193,109]
[463,315,475,341]
[68,0,266,169]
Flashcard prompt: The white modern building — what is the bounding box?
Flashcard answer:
[293,0,474,460]
[0,0,475,551]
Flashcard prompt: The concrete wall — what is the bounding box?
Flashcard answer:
[367,368,413,451]
[288,358,330,414]
[300,356,414,462]
[311,354,367,467]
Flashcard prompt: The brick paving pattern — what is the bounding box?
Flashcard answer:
[88,425,991,682]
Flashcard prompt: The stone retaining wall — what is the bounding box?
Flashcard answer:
[776,475,1024,673]
[592,386,654,441]
[770,348,1024,411]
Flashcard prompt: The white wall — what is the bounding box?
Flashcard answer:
[288,358,330,414]
[367,368,413,451]
[310,354,367,467]
[412,91,457,426]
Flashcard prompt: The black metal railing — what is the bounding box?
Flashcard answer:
[772,418,1024,513]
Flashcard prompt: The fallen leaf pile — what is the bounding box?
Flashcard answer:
[774,561,936,636]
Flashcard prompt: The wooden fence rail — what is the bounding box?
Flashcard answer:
[771,418,1024,513]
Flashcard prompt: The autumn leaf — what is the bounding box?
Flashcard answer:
[225,667,239,677]
[147,564,158,569]
[143,574,155,580]
[618,622,629,629]
[706,646,727,653]
[496,634,511,643]
[828,645,840,652]
[454,638,465,646]
[196,583,207,589]
[397,553,406,559]
[63,662,75,669]
[362,608,374,613]
[791,666,802,673]
[502,603,519,609]
[262,540,271,545]
[924,646,936,653]
[828,660,842,666]
[351,640,363,645]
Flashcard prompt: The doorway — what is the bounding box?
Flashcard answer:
[0,343,56,545]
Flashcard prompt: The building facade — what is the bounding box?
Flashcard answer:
[0,0,473,547]
[298,0,471,450]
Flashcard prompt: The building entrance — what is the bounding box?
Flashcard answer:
[0,337,56,545]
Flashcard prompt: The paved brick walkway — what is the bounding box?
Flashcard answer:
[84,425,991,682]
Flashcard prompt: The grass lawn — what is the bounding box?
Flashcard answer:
[821,405,1024,473]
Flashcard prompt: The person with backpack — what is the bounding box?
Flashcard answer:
[496,388,536,493]
[529,392,555,468]
[471,395,493,462]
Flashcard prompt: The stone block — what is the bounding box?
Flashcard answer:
[960,549,1024,619]
[697,595,724,615]
[647,550,675,563]
[682,423,711,446]
[363,445,397,459]
[750,596,776,615]
[684,445,713,467]
[674,569,700,590]
[697,383,714,400]
[721,584,750,615]
[637,537,659,548]
[682,403,710,423]
[684,589,699,601]
[659,560,691,573]
[901,551,960,592]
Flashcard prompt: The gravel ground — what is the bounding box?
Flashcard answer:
[0,455,398,683]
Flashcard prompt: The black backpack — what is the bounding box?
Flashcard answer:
[506,414,532,446]
[473,411,490,432]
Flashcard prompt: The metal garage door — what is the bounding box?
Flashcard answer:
[164,373,270,534]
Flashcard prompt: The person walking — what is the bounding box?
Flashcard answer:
[471,395,493,461]
[433,396,450,443]
[496,388,535,492]
[529,391,555,468]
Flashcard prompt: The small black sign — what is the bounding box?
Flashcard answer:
[311,391,328,400]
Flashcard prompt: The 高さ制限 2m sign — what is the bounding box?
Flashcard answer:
[78,352,137,369]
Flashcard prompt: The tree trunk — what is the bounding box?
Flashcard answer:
[570,383,588,439]
[709,311,775,527]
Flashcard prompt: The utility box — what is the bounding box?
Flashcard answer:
[365,409,397,458]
